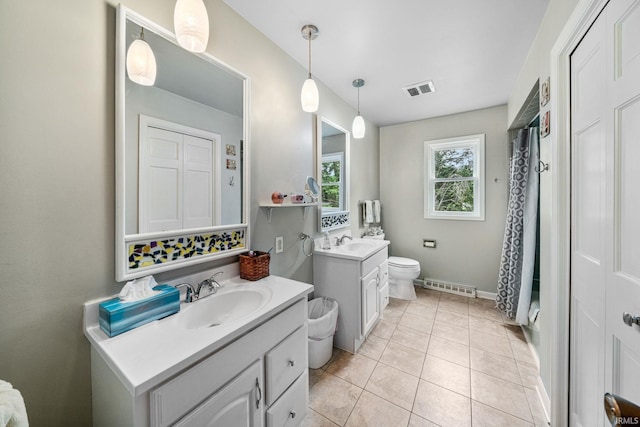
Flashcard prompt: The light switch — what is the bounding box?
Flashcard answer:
[423,239,436,248]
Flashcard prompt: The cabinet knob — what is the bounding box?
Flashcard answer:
[290,411,296,419]
[288,360,295,367]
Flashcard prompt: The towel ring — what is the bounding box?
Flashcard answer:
[535,160,549,173]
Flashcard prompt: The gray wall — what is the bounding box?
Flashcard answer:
[0,0,379,425]
[380,105,509,294]
[506,0,579,397]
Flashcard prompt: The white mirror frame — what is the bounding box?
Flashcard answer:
[115,5,251,281]
[316,115,350,232]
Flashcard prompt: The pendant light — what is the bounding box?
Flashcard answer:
[300,24,319,112]
[174,0,209,53]
[126,28,157,86]
[352,79,365,139]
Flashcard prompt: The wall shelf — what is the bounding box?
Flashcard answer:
[259,202,319,223]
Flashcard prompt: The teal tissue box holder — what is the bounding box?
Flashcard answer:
[99,284,180,337]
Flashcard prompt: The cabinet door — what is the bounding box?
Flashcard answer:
[361,268,380,336]
[175,360,264,427]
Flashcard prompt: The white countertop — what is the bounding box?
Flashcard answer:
[84,275,313,397]
[313,237,390,261]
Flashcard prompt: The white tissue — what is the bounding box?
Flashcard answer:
[118,275,160,302]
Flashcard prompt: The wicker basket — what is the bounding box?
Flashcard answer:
[239,251,270,281]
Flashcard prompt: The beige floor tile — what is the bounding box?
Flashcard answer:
[365,363,419,411]
[326,350,377,388]
[469,329,513,357]
[470,347,521,385]
[380,341,426,377]
[414,290,441,308]
[413,380,471,427]
[398,312,434,334]
[516,360,540,389]
[405,301,438,319]
[469,297,497,308]
[345,390,411,427]
[309,368,325,388]
[300,408,340,427]
[357,334,388,361]
[427,335,470,367]
[438,298,469,315]
[422,355,471,397]
[431,321,470,345]
[468,315,508,337]
[435,309,469,327]
[524,387,550,426]
[510,339,537,364]
[309,373,362,426]
[504,323,527,342]
[408,413,439,427]
[380,306,404,324]
[470,370,532,422]
[468,303,504,323]
[439,293,471,303]
[391,325,430,353]
[371,319,397,340]
[388,297,411,310]
[471,400,534,426]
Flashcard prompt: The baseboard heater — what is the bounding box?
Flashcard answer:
[414,277,477,298]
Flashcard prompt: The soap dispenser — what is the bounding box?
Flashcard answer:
[322,232,331,249]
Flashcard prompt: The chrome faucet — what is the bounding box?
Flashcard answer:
[195,271,224,300]
[175,283,195,303]
[335,234,353,246]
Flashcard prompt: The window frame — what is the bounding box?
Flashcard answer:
[424,133,485,221]
[321,152,344,212]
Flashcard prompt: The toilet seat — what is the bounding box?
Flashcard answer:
[388,256,420,269]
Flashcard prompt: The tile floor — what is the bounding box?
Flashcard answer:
[302,287,549,427]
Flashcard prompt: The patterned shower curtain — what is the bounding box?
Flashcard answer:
[496,127,539,325]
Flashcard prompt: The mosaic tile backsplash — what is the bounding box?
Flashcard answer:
[128,229,245,270]
[321,212,349,230]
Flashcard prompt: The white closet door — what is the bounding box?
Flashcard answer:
[183,134,214,229]
[140,126,183,233]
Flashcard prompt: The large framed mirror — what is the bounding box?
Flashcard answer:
[316,116,350,232]
[116,5,250,281]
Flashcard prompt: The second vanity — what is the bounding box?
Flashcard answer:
[313,238,390,353]
[84,274,313,427]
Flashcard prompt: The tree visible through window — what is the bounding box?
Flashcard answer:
[321,153,344,211]
[424,134,485,220]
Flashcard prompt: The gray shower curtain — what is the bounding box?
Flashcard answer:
[496,127,539,325]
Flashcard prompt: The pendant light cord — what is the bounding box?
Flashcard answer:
[307,29,312,79]
[357,86,360,115]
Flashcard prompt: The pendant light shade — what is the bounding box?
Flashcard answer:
[174,0,209,53]
[301,25,319,112]
[352,115,365,139]
[301,78,319,112]
[352,79,366,139]
[126,29,157,86]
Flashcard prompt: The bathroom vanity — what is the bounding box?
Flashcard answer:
[313,238,389,353]
[84,275,313,426]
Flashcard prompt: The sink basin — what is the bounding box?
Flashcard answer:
[176,286,272,329]
[338,242,375,252]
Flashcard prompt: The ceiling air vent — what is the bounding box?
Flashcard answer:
[402,80,436,98]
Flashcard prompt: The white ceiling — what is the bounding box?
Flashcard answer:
[223,0,550,127]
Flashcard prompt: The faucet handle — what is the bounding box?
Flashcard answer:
[175,283,195,303]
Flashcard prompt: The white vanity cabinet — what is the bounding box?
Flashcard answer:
[86,276,313,427]
[313,245,388,353]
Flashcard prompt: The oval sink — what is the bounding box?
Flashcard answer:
[177,286,272,329]
[339,242,374,253]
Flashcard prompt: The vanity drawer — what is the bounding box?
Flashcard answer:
[265,325,307,406]
[361,247,388,277]
[266,371,308,427]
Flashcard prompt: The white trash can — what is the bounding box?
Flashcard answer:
[307,297,339,369]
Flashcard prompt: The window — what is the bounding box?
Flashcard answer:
[321,152,344,211]
[424,134,485,220]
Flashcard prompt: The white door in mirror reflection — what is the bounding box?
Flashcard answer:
[139,116,221,233]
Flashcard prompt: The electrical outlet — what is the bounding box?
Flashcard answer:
[423,239,436,248]
[275,236,284,254]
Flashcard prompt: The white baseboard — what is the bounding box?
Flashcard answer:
[536,375,552,424]
[476,290,497,300]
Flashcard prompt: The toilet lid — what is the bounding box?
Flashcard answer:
[388,256,420,268]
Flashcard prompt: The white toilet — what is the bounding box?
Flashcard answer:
[387,257,421,300]
[363,233,421,301]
